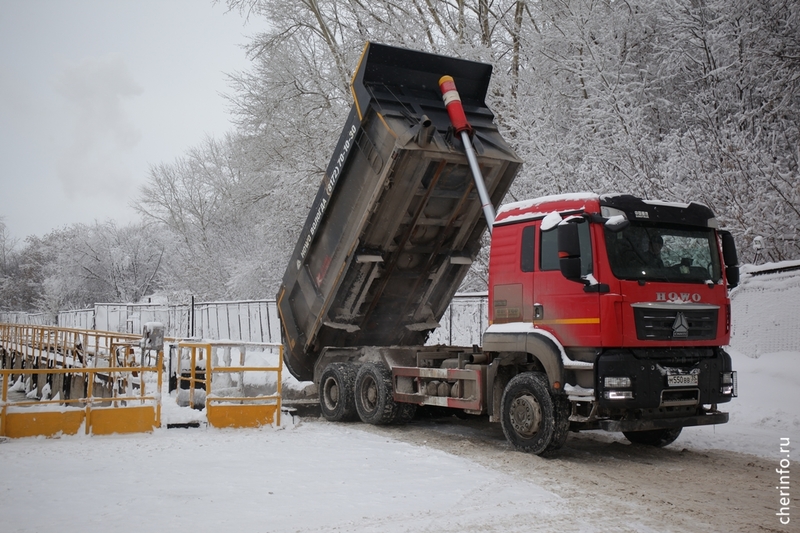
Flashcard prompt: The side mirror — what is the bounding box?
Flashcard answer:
[720,231,739,289]
[558,222,583,283]
[726,266,740,288]
[720,231,738,266]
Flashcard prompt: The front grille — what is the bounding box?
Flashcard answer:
[633,304,718,341]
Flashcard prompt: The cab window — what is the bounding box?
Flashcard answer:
[521,225,535,272]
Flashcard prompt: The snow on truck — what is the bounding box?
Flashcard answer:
[276,42,739,454]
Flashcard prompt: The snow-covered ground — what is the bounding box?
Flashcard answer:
[1,265,798,532]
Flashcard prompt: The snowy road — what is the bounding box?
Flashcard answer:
[0,422,572,533]
[0,413,789,533]
[357,415,782,533]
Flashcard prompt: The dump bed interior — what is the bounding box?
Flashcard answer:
[277,43,521,381]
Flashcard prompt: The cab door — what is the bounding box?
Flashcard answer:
[489,223,536,324]
[533,220,602,347]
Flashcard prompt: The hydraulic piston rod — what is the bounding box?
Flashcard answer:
[439,75,496,233]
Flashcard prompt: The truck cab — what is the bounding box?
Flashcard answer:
[484,193,738,451]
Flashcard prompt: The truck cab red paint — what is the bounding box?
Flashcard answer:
[489,193,732,351]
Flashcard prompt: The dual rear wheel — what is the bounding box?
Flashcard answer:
[319,362,415,425]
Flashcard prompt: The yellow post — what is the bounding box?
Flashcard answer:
[156,351,163,428]
[85,368,94,435]
[1,371,8,437]
[189,345,196,409]
[277,344,283,427]
[207,346,213,410]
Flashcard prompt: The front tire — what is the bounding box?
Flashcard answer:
[319,363,357,422]
[623,427,682,447]
[393,403,417,425]
[544,393,571,454]
[500,372,555,455]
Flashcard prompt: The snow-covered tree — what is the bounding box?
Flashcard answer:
[38,221,168,311]
[133,0,798,301]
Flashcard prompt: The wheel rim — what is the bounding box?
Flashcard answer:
[322,377,339,409]
[360,375,378,412]
[509,394,542,437]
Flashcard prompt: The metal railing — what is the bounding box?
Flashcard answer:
[175,341,283,428]
[0,323,163,438]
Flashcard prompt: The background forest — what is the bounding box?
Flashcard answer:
[1,0,798,313]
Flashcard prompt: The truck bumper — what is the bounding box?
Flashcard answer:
[596,347,735,409]
[599,411,729,432]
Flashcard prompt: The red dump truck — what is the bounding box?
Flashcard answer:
[276,43,738,454]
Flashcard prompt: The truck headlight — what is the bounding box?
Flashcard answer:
[604,390,634,400]
[604,376,632,388]
[720,371,737,396]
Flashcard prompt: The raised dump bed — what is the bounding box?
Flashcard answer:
[277,43,521,381]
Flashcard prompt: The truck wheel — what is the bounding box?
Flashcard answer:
[500,372,555,455]
[623,427,682,447]
[355,362,399,425]
[543,393,571,454]
[319,363,358,422]
[392,403,417,425]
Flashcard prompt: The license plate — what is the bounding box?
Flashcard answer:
[667,374,698,387]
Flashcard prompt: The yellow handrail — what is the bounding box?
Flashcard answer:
[177,340,283,428]
[0,323,164,438]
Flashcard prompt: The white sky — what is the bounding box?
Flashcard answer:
[0,0,266,241]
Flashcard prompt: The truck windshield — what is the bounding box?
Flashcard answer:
[604,223,721,283]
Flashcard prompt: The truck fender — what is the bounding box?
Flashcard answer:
[484,329,565,421]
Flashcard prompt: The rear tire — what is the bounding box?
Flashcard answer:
[354,362,399,425]
[500,372,555,455]
[319,363,358,422]
[623,427,682,447]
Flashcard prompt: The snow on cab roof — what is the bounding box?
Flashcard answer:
[599,193,710,211]
[496,193,600,225]
[498,192,599,216]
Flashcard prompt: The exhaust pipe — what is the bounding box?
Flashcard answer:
[415,115,436,147]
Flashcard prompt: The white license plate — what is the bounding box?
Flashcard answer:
[667,374,698,387]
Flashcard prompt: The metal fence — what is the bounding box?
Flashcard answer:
[3,262,799,355]
[729,262,800,356]
[2,295,488,346]
[427,293,488,347]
